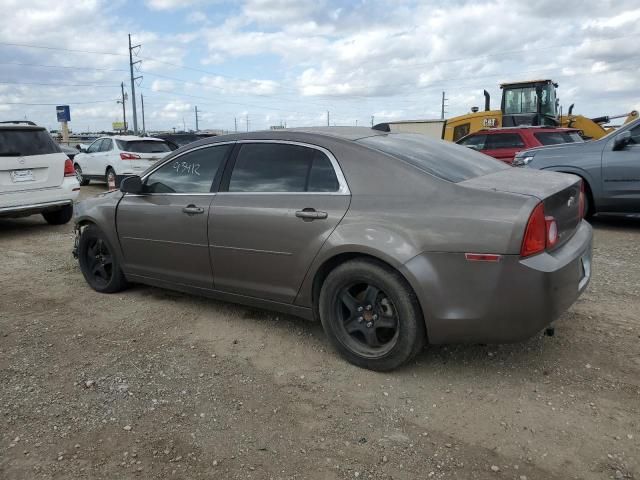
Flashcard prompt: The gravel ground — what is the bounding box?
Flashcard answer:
[1,184,639,480]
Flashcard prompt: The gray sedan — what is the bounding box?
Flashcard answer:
[73,128,592,371]
[514,118,640,216]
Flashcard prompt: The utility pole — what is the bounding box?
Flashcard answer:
[245,115,249,132]
[182,117,186,132]
[117,82,127,132]
[234,117,237,133]
[441,91,448,120]
[128,34,142,134]
[140,94,146,134]
[326,111,330,126]
[194,106,199,132]
[371,115,374,127]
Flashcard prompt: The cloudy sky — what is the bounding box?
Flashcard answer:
[0,0,639,133]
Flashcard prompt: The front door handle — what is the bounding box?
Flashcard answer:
[295,208,328,221]
[182,204,205,215]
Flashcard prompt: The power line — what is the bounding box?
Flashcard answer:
[0,41,126,57]
[3,99,118,106]
[0,80,122,88]
[0,61,128,72]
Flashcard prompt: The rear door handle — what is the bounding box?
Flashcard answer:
[295,208,328,220]
[182,204,205,215]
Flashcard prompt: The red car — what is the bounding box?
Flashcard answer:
[456,127,584,164]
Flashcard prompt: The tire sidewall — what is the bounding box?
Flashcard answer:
[319,260,425,371]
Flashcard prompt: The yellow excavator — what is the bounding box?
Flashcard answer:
[442,79,638,141]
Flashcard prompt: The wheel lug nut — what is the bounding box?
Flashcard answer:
[366,322,373,328]
[357,316,363,323]
[357,306,363,312]
[372,314,378,320]
[365,305,372,310]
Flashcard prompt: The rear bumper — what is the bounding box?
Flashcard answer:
[401,220,593,344]
[0,178,79,217]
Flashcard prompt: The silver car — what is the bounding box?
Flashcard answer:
[74,128,592,371]
[514,118,640,216]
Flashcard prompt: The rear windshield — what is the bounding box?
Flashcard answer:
[534,131,584,145]
[358,133,508,182]
[116,140,171,153]
[0,128,61,156]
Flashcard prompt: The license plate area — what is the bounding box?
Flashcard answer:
[11,169,34,183]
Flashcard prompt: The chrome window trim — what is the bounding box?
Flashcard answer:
[220,139,350,196]
[131,139,350,197]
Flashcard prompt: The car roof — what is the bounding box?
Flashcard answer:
[100,135,166,141]
[206,126,387,143]
[471,126,580,134]
[0,123,44,130]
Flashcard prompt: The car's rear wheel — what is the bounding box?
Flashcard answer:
[319,259,425,371]
[74,163,90,186]
[42,204,73,225]
[78,224,128,293]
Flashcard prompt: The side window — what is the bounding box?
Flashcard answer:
[629,124,640,144]
[101,138,113,152]
[228,143,335,193]
[86,139,103,153]
[144,145,231,194]
[457,134,487,150]
[453,123,471,142]
[485,133,525,149]
[307,152,339,192]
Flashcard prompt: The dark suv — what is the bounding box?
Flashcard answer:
[457,127,584,164]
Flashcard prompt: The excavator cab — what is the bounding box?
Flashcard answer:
[500,79,560,127]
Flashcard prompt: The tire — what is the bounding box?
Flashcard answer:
[74,163,90,186]
[105,167,116,188]
[583,181,595,220]
[77,224,129,293]
[42,204,73,225]
[319,259,426,371]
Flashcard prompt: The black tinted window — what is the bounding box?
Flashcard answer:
[629,124,640,144]
[308,153,339,192]
[145,145,231,193]
[117,140,171,153]
[0,129,61,156]
[534,132,584,145]
[358,133,508,183]
[484,133,525,149]
[229,143,338,192]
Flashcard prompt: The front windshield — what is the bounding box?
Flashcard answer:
[504,84,557,117]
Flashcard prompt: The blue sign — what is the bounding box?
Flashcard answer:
[56,105,70,122]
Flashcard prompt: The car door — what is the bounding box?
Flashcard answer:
[100,138,114,176]
[209,141,350,304]
[116,143,234,288]
[79,138,105,176]
[601,123,640,212]
[483,133,526,163]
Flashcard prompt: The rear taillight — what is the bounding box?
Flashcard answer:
[578,180,585,218]
[64,158,75,177]
[521,203,559,257]
[120,152,141,160]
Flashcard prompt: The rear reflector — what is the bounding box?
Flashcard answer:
[465,253,502,262]
[545,216,558,247]
[64,158,75,177]
[521,202,546,257]
[120,152,141,160]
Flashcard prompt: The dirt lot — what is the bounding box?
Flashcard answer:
[1,184,639,480]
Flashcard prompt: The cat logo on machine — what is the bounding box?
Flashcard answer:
[483,118,499,128]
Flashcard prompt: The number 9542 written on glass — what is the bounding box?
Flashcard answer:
[173,161,201,176]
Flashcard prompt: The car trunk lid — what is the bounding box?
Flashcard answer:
[0,128,67,192]
[460,168,582,249]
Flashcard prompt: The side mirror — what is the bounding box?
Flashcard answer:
[613,131,631,151]
[120,175,143,194]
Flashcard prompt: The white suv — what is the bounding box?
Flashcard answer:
[0,121,79,224]
[73,135,171,186]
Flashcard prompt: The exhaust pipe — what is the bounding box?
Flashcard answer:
[484,90,490,111]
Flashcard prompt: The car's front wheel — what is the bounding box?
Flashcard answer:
[74,164,90,186]
[319,259,426,371]
[42,204,73,225]
[78,224,129,293]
